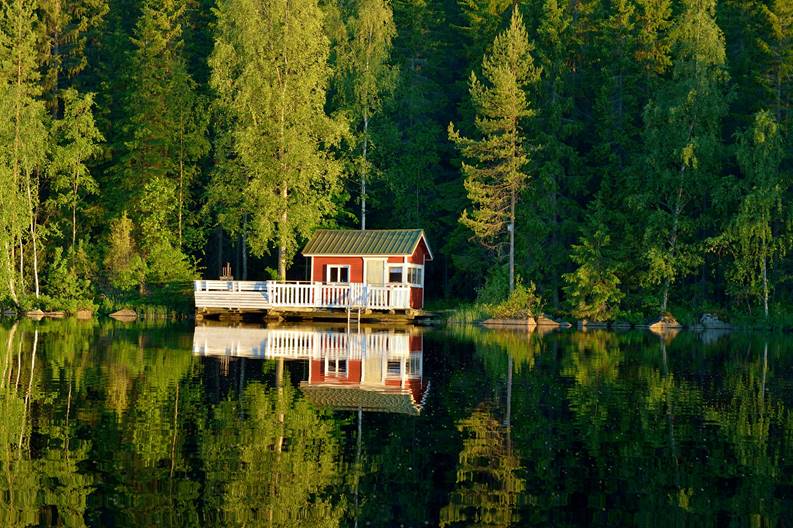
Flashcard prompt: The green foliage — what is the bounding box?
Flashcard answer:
[49,88,104,247]
[489,279,543,319]
[450,7,539,251]
[210,0,345,278]
[41,247,96,312]
[563,231,624,322]
[709,110,788,316]
[475,265,511,305]
[103,212,146,292]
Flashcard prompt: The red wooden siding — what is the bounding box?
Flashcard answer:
[312,256,364,283]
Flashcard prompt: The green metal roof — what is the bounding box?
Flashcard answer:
[300,383,422,415]
[302,229,432,258]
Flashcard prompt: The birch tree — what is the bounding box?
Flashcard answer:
[335,0,397,229]
[449,6,539,293]
[640,0,728,313]
[0,0,48,301]
[712,111,787,318]
[210,0,345,280]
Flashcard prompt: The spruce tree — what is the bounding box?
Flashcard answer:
[210,0,345,280]
[119,0,207,261]
[49,88,103,251]
[449,6,539,293]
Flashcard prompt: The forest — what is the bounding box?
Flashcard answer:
[0,0,791,323]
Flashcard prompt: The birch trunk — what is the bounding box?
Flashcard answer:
[25,177,39,299]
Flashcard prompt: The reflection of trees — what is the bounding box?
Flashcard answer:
[450,326,543,373]
[0,323,92,527]
[202,379,344,528]
[440,406,524,527]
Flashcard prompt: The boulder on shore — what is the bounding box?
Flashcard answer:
[482,318,534,328]
[110,308,138,321]
[700,313,731,330]
[648,313,683,332]
[540,314,572,328]
[25,309,45,320]
[76,309,93,320]
[578,319,609,329]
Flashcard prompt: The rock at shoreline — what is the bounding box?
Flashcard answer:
[537,314,572,328]
[578,319,609,329]
[110,308,138,321]
[76,309,93,320]
[648,313,683,332]
[482,318,535,328]
[700,313,731,330]
[25,309,45,321]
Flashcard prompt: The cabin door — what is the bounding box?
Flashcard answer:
[365,259,385,285]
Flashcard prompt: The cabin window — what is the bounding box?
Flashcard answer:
[388,265,404,283]
[327,359,347,377]
[407,266,423,287]
[327,265,350,283]
[387,360,402,377]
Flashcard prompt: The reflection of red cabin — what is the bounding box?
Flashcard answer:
[302,229,433,310]
[303,333,428,415]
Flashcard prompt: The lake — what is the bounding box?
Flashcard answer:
[1,319,792,526]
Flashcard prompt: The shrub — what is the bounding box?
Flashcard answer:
[489,280,543,319]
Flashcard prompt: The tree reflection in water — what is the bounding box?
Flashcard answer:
[0,320,792,526]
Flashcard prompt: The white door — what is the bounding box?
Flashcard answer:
[365,259,385,285]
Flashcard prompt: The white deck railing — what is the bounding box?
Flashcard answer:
[194,280,412,310]
[192,326,414,361]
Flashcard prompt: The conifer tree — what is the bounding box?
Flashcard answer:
[757,0,793,128]
[335,0,397,229]
[39,0,108,112]
[49,89,103,251]
[640,0,729,313]
[449,6,539,293]
[120,0,207,257]
[210,0,345,280]
[529,0,578,307]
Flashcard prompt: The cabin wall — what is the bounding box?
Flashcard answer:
[312,257,364,283]
[408,239,431,264]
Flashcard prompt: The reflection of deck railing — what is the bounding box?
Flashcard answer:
[193,326,413,361]
[194,280,411,311]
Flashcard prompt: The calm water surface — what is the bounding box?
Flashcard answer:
[1,319,792,527]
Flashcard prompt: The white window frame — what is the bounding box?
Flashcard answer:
[326,264,351,283]
[406,264,424,287]
[387,264,404,284]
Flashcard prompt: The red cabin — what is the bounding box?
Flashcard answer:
[302,229,433,310]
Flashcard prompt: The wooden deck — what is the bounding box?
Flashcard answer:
[194,280,426,321]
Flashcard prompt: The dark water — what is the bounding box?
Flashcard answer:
[1,319,792,527]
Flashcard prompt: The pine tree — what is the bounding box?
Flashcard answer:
[639,0,729,313]
[210,0,345,280]
[449,6,539,293]
[334,0,397,229]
